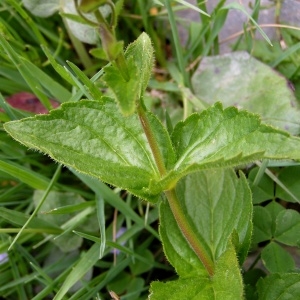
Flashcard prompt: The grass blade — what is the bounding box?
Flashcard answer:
[53,242,99,300]
[72,170,160,240]
[0,160,52,190]
[8,165,62,250]
[224,2,273,46]
[96,195,106,259]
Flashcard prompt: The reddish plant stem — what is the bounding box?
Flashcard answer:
[164,189,214,277]
[137,105,166,177]
[137,104,215,277]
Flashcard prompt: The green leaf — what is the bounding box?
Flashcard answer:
[0,35,71,104]
[192,52,300,135]
[53,243,99,300]
[33,190,97,252]
[248,167,274,204]
[4,98,173,202]
[261,242,295,273]
[79,0,107,13]
[103,32,154,115]
[161,102,300,189]
[0,34,52,110]
[66,61,103,100]
[159,169,252,277]
[264,202,285,236]
[223,3,272,46]
[274,209,300,246]
[174,0,210,16]
[150,241,243,300]
[0,207,60,231]
[129,249,154,276]
[89,47,108,60]
[276,166,300,203]
[252,206,272,244]
[20,57,71,103]
[257,273,300,299]
[42,45,76,86]
[72,170,160,239]
[60,0,111,44]
[43,202,93,214]
[0,160,52,190]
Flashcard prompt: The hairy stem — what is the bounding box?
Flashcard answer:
[137,104,166,177]
[165,189,215,277]
[137,104,214,276]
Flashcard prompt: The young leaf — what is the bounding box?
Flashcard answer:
[160,102,300,189]
[159,169,252,277]
[4,98,173,202]
[103,32,154,115]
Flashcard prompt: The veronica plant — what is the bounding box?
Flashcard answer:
[4,31,300,298]
[3,1,300,299]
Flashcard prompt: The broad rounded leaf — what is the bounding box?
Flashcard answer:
[192,51,300,134]
[160,169,252,277]
[4,98,174,202]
